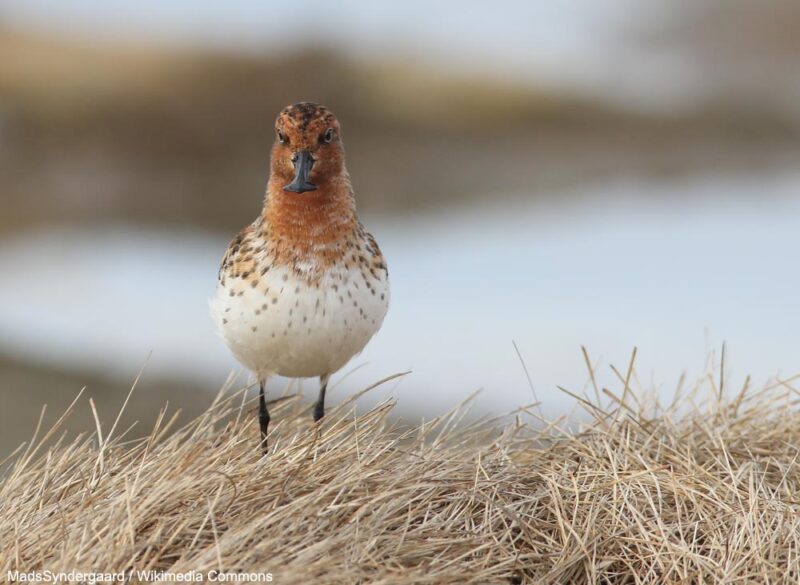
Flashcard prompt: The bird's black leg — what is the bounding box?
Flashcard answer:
[314,375,329,422]
[258,379,270,454]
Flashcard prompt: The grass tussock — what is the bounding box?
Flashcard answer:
[2,361,800,584]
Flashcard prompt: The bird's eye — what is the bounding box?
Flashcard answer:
[322,128,334,144]
[277,130,286,144]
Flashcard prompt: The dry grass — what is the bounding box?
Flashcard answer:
[2,358,800,584]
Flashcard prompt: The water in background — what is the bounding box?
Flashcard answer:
[1,171,798,419]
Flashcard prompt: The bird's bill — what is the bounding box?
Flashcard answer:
[283,150,317,193]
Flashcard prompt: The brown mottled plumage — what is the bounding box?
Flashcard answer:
[211,102,389,453]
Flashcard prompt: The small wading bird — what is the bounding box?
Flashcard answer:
[211,103,389,453]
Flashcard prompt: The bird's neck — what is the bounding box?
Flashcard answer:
[262,172,358,245]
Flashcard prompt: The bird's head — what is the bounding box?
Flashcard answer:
[271,102,344,194]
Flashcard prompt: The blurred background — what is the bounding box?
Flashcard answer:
[1,0,799,456]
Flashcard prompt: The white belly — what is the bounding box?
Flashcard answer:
[210,264,389,379]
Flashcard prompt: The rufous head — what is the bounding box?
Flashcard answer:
[271,102,345,194]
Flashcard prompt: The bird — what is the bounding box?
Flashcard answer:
[210,102,389,453]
